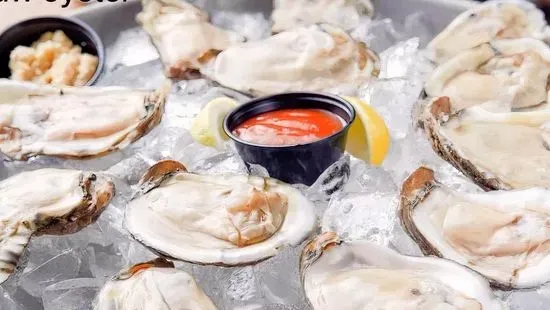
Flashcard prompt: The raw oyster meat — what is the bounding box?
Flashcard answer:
[421,96,550,190]
[425,38,550,111]
[94,258,216,310]
[137,0,243,79]
[271,0,374,32]
[428,0,550,63]
[0,168,114,284]
[125,160,316,265]
[0,79,166,160]
[205,23,379,96]
[400,167,550,288]
[300,232,503,309]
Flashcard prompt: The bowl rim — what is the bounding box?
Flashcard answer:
[0,15,105,86]
[224,92,357,149]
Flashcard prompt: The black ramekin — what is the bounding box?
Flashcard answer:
[0,16,104,86]
[224,92,356,186]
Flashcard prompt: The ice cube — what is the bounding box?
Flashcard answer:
[305,155,351,202]
[343,157,397,194]
[352,12,436,53]
[379,38,420,79]
[105,28,159,70]
[226,267,258,301]
[382,129,441,186]
[253,246,306,307]
[402,12,437,47]
[123,241,159,265]
[0,286,22,310]
[42,278,101,310]
[322,191,397,244]
[96,60,166,89]
[192,265,260,309]
[212,11,271,41]
[87,245,128,281]
[107,154,155,184]
[2,284,42,310]
[506,289,550,310]
[19,246,82,297]
[352,18,403,53]
[389,221,423,256]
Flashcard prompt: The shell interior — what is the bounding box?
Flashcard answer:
[271,0,374,32]
[428,0,550,63]
[300,233,503,309]
[0,168,114,284]
[125,160,316,265]
[422,96,550,190]
[137,0,244,79]
[0,79,166,160]
[94,258,217,310]
[425,38,550,111]
[205,23,380,97]
[400,167,550,288]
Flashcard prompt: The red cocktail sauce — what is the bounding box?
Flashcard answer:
[233,108,344,146]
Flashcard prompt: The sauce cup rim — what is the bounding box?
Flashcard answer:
[223,92,356,149]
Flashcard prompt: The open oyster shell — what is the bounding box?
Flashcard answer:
[425,38,550,111]
[400,167,550,288]
[205,23,379,97]
[300,232,503,309]
[428,0,550,64]
[421,96,550,190]
[94,258,217,310]
[0,168,114,284]
[271,0,374,33]
[125,160,316,266]
[137,0,244,79]
[0,80,166,160]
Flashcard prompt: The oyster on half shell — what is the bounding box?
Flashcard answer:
[0,80,166,160]
[400,167,550,288]
[0,168,114,284]
[271,0,374,32]
[428,0,550,63]
[421,96,550,190]
[300,232,503,310]
[137,0,244,79]
[94,258,216,310]
[425,38,550,111]
[205,23,379,97]
[125,160,316,265]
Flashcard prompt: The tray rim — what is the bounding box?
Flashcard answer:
[68,0,478,19]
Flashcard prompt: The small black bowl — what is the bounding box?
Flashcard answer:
[0,16,104,85]
[224,92,356,186]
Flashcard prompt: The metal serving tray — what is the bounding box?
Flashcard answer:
[71,0,477,53]
[4,0,512,309]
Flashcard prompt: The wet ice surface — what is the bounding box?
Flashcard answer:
[0,5,544,310]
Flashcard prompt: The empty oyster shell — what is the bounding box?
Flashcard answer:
[271,0,374,32]
[205,23,379,96]
[94,258,217,310]
[137,0,244,79]
[125,160,316,265]
[0,79,166,160]
[422,96,550,190]
[0,168,114,284]
[300,232,503,309]
[426,38,550,111]
[400,167,550,288]
[428,0,550,63]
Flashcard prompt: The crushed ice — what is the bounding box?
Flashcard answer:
[0,2,544,310]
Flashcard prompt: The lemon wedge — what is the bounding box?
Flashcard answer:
[190,97,238,149]
[343,96,391,166]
